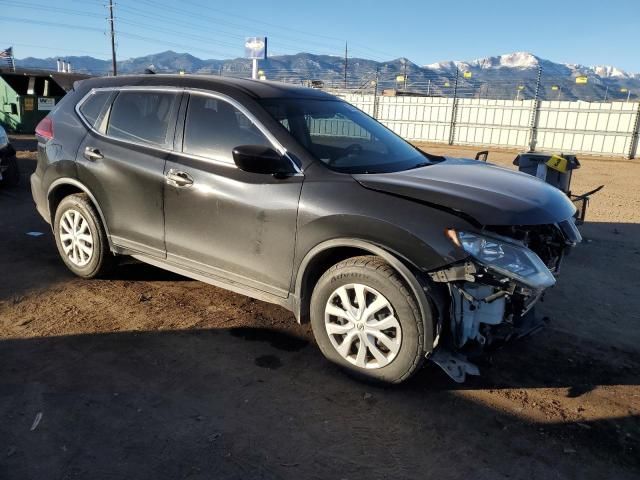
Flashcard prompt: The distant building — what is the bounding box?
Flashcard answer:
[0,68,90,132]
[303,79,325,89]
[381,88,433,97]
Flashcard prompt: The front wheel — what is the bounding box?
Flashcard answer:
[310,256,429,384]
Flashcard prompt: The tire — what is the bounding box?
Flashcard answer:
[310,255,429,384]
[53,193,115,278]
[0,155,19,187]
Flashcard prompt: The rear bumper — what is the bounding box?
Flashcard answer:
[30,172,50,224]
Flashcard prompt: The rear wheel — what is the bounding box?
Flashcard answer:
[310,255,428,384]
[53,194,115,278]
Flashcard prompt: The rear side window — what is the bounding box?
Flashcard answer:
[78,91,112,129]
[183,94,270,163]
[107,91,180,147]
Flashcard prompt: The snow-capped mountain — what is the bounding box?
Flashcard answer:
[13,51,638,101]
[428,51,639,81]
[589,65,637,79]
[426,52,542,71]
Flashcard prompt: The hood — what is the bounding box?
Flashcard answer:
[353,157,576,226]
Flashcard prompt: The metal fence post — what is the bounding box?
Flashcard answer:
[448,68,459,145]
[528,66,543,152]
[628,101,640,159]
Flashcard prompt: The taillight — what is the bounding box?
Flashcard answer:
[35,116,54,141]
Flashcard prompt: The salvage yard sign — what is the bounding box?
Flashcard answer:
[37,97,55,111]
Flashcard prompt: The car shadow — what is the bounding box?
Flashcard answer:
[0,326,637,480]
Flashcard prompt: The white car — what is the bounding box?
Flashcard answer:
[0,125,19,186]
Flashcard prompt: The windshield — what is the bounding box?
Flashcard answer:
[260,98,431,174]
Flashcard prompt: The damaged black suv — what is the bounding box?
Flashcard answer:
[31,75,581,384]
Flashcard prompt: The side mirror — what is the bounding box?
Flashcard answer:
[232,145,294,176]
[475,150,489,162]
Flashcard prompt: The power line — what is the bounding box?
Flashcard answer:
[176,0,402,60]
[0,0,393,62]
[0,40,109,57]
[115,4,341,57]
[0,0,104,18]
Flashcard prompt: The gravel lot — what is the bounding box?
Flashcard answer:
[1,137,639,479]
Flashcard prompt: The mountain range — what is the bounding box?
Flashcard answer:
[15,51,639,101]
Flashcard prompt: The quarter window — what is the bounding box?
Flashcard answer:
[183,94,270,163]
[79,91,112,129]
[107,91,180,147]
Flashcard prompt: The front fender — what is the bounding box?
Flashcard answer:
[293,237,436,353]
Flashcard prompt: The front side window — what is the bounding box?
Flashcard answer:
[261,98,431,174]
[183,94,270,163]
[107,91,180,147]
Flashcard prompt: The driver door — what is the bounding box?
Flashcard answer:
[163,92,303,297]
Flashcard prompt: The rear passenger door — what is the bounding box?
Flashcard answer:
[76,88,182,258]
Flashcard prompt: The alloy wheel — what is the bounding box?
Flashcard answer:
[324,283,402,369]
[59,209,94,267]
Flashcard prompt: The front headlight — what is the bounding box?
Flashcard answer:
[452,230,556,289]
[0,126,8,150]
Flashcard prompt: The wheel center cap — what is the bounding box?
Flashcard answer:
[356,323,365,331]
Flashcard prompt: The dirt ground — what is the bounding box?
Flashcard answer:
[1,137,639,479]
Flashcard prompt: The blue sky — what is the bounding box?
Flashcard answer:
[0,0,638,72]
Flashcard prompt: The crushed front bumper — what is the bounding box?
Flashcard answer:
[426,219,580,382]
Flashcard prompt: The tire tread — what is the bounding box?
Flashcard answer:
[313,255,426,384]
[54,193,115,278]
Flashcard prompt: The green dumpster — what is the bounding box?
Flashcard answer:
[0,70,89,133]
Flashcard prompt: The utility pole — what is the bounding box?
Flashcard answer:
[373,67,380,119]
[343,42,348,89]
[108,0,117,76]
[403,59,407,90]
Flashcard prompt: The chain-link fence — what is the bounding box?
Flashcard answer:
[222,62,638,103]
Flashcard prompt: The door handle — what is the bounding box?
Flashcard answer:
[166,169,194,188]
[83,146,104,161]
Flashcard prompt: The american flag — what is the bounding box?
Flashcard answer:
[0,47,15,71]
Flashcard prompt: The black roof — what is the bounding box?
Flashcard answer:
[77,74,337,100]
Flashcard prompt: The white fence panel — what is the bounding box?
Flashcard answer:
[340,93,376,116]
[337,92,640,158]
[536,101,640,156]
[377,96,453,143]
[454,99,532,148]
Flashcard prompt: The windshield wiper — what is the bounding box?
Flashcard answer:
[407,161,431,170]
